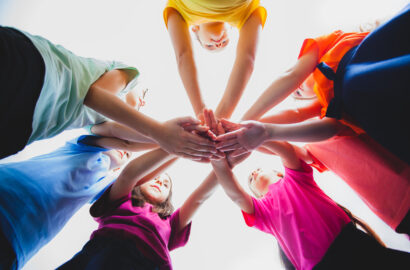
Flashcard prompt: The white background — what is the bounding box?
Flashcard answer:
[0,0,409,269]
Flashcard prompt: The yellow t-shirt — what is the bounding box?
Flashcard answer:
[163,0,267,29]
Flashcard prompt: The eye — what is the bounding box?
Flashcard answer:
[205,44,214,49]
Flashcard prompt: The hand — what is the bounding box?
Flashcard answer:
[203,108,225,140]
[156,116,217,161]
[226,151,252,168]
[216,120,269,157]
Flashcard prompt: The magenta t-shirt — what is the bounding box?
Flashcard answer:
[242,161,350,270]
[89,188,191,270]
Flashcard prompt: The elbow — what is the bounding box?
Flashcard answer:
[175,47,194,66]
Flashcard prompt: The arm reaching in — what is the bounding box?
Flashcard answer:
[84,74,216,161]
[178,171,219,231]
[216,118,343,156]
[167,9,205,117]
[211,158,254,214]
[241,47,319,121]
[214,11,262,119]
[109,148,177,202]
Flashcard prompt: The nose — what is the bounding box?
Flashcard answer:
[155,178,163,186]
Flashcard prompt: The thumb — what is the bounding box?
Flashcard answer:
[177,116,201,126]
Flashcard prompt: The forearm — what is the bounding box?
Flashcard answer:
[265,118,344,142]
[259,100,322,124]
[85,136,158,152]
[178,171,219,229]
[91,121,156,143]
[215,54,255,119]
[211,159,253,213]
[177,51,206,117]
[110,148,174,200]
[84,86,163,142]
[242,73,301,121]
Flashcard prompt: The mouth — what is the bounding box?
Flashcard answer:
[150,185,160,192]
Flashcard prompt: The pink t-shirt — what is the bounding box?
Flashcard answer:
[90,188,191,270]
[242,161,350,270]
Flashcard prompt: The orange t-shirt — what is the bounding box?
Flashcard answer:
[298,30,369,133]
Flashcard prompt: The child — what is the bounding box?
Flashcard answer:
[211,140,410,270]
[0,26,216,161]
[0,135,138,269]
[236,4,410,164]
[164,0,267,119]
[58,146,219,270]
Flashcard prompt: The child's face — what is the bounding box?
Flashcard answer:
[140,175,171,204]
[192,22,230,51]
[292,74,316,99]
[249,168,283,196]
[103,150,132,171]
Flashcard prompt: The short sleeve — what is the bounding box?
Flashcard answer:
[168,208,192,250]
[298,31,343,60]
[284,160,315,185]
[241,197,274,235]
[90,186,130,218]
[239,5,267,29]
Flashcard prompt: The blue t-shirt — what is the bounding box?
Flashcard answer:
[0,136,116,268]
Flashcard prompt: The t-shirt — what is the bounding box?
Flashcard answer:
[21,31,140,143]
[90,190,191,270]
[0,136,114,269]
[242,161,350,270]
[298,30,368,133]
[163,0,267,29]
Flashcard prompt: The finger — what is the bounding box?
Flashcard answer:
[207,130,217,141]
[186,132,217,147]
[220,119,240,130]
[216,138,237,148]
[217,122,225,135]
[231,148,250,157]
[184,141,216,153]
[203,109,212,129]
[182,147,214,158]
[178,116,201,126]
[184,124,209,133]
[215,131,238,142]
[176,152,204,161]
[218,143,242,152]
[209,110,218,132]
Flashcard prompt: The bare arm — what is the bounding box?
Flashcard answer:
[258,141,302,170]
[216,118,344,156]
[259,99,322,124]
[91,121,156,143]
[211,159,254,214]
[167,9,205,117]
[84,77,216,160]
[214,11,262,119]
[109,148,175,201]
[83,136,158,152]
[178,171,219,230]
[241,48,319,121]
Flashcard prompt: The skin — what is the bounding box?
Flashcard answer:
[249,168,283,197]
[108,147,219,231]
[211,141,303,214]
[167,8,263,120]
[83,69,217,161]
[192,22,230,51]
[215,119,343,157]
[140,174,172,205]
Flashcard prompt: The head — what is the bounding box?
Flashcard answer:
[103,149,132,171]
[248,168,284,198]
[131,174,174,219]
[192,22,230,51]
[292,74,316,100]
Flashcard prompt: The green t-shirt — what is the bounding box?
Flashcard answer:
[22,31,139,143]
